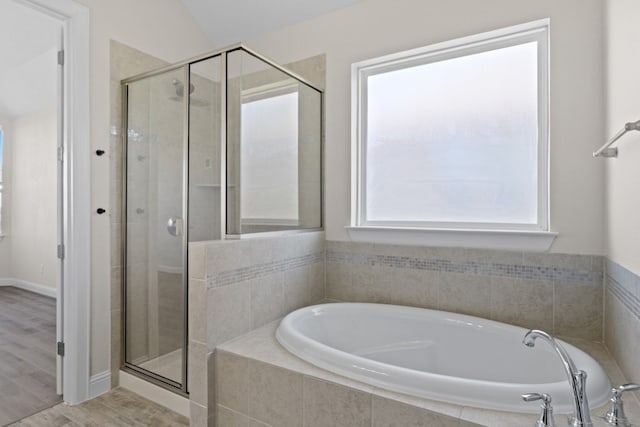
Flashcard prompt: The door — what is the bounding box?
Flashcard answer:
[123,66,188,391]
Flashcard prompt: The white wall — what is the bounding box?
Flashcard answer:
[247,0,606,255]
[604,0,640,274]
[0,116,11,276]
[70,0,213,376]
[9,108,58,289]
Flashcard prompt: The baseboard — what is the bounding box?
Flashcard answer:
[119,370,190,418]
[89,370,111,399]
[0,277,57,298]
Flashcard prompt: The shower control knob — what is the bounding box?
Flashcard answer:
[97,208,106,214]
[96,149,105,156]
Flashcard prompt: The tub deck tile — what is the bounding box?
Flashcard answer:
[217,318,640,427]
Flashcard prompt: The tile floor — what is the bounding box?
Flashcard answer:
[11,388,189,426]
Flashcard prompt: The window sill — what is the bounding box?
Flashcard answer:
[345,226,557,252]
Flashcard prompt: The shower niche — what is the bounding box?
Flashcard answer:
[120,46,323,393]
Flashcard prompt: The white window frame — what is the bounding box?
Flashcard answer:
[348,19,557,251]
[0,124,4,238]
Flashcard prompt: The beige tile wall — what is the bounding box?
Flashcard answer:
[326,241,604,342]
[188,231,326,425]
[214,315,640,427]
[214,349,479,427]
[604,259,640,403]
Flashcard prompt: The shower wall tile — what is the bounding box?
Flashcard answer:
[188,341,208,407]
[189,243,206,281]
[194,231,324,424]
[605,259,640,395]
[284,266,310,312]
[200,231,325,352]
[326,240,604,341]
[189,279,207,345]
[190,402,208,427]
[110,266,122,311]
[207,281,253,348]
[110,308,121,387]
[250,273,285,329]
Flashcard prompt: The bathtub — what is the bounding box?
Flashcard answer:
[275,303,611,414]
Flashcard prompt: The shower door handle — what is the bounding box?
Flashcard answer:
[167,217,184,237]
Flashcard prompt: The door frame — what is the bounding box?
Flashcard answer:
[12,0,91,405]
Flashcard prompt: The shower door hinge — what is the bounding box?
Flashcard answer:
[57,146,64,162]
[57,244,65,260]
[57,341,65,357]
[57,50,64,66]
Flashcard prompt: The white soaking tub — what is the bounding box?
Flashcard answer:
[275,303,611,414]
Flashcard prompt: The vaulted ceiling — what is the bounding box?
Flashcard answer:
[0,0,362,118]
[0,0,59,118]
[180,0,363,47]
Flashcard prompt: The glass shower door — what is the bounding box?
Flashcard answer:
[123,66,187,390]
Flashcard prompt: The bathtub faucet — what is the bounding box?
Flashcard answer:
[523,330,593,427]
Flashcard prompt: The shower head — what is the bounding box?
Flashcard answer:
[172,78,195,97]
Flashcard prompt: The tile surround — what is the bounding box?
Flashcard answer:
[215,320,639,427]
[606,259,640,318]
[209,252,324,288]
[326,241,604,341]
[196,238,610,426]
[326,245,602,284]
[188,231,326,425]
[604,259,640,402]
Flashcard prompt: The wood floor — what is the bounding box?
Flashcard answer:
[11,388,189,426]
[0,286,60,426]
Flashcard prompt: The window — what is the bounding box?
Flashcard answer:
[0,125,3,236]
[240,86,299,226]
[350,20,554,250]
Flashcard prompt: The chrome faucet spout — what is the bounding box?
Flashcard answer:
[522,330,593,427]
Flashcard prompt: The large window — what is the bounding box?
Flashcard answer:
[0,125,3,235]
[351,20,549,237]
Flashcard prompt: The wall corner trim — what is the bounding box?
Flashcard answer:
[88,371,111,399]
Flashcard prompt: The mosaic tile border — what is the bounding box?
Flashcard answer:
[209,252,324,288]
[327,250,603,284]
[606,260,640,320]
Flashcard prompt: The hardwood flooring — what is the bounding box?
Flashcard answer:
[0,286,60,426]
[11,388,189,426]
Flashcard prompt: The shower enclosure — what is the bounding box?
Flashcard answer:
[120,45,323,394]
